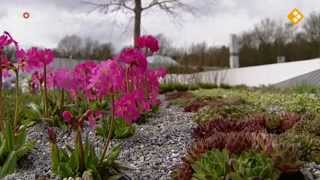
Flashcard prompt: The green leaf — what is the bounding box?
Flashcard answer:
[102,144,121,166]
[106,175,123,180]
[50,143,60,174]
[4,123,14,152]
[59,162,74,178]
[0,151,17,177]
[16,142,34,159]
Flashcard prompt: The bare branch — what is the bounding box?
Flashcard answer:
[143,0,195,15]
[82,0,134,13]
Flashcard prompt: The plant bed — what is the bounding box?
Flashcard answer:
[171,88,320,180]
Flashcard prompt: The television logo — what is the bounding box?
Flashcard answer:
[288,8,304,25]
[22,12,30,19]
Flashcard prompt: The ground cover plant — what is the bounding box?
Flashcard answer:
[0,32,165,179]
[169,86,320,180]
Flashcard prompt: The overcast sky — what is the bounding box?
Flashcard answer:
[0,0,320,51]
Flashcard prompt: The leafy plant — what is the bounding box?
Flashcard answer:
[232,151,279,180]
[292,113,320,136]
[280,133,320,163]
[97,117,136,139]
[191,149,229,180]
[194,103,262,123]
[0,124,34,177]
[176,150,278,180]
[270,143,303,173]
[50,131,128,179]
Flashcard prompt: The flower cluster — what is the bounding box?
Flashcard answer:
[45,35,166,125]
[136,35,160,53]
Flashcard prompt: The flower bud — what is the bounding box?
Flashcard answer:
[48,127,56,144]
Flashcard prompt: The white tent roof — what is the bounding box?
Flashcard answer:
[147,55,178,67]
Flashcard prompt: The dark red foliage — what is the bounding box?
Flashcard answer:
[192,118,266,139]
[280,112,301,131]
[188,132,254,162]
[175,132,262,180]
[165,91,194,101]
[225,132,253,154]
[184,101,208,112]
[173,161,193,180]
[184,96,247,113]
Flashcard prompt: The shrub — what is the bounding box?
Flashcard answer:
[192,118,266,139]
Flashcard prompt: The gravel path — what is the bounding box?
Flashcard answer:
[5,96,195,180]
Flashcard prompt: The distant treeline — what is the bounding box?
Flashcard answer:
[166,12,320,69]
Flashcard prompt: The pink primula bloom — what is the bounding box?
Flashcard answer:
[114,92,140,124]
[47,128,57,144]
[73,60,98,100]
[15,48,30,71]
[114,90,151,124]
[62,111,73,125]
[25,47,54,70]
[45,70,55,89]
[0,31,18,49]
[136,35,160,53]
[116,48,147,71]
[53,68,76,91]
[89,60,124,98]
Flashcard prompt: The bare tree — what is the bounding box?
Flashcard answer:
[57,35,83,59]
[83,0,195,46]
[303,12,320,42]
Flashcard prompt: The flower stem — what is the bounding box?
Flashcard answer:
[44,65,48,117]
[59,89,64,111]
[126,67,129,92]
[14,69,19,128]
[76,127,85,172]
[0,55,3,131]
[100,93,115,163]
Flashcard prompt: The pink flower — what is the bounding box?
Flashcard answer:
[73,60,97,100]
[114,93,140,124]
[14,48,34,72]
[47,128,57,144]
[25,47,54,70]
[30,71,42,92]
[89,60,124,98]
[53,68,76,91]
[62,111,73,124]
[136,35,159,53]
[114,90,151,124]
[0,31,18,50]
[0,55,10,70]
[116,48,147,71]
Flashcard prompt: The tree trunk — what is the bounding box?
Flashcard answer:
[134,0,142,47]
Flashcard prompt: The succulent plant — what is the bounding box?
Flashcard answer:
[191,149,229,180]
[193,118,266,139]
[270,143,303,173]
[232,151,279,180]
